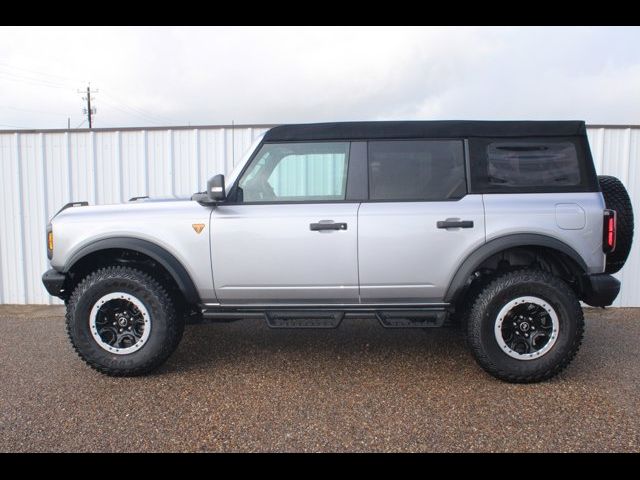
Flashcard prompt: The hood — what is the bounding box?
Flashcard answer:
[51,195,193,222]
[47,194,212,272]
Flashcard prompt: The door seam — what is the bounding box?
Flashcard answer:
[356,202,362,304]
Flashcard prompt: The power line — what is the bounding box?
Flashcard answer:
[99,96,166,126]
[0,62,179,126]
[0,65,78,89]
[0,105,70,116]
[0,68,69,86]
[0,62,83,84]
[0,71,74,90]
[101,91,177,125]
[0,63,180,128]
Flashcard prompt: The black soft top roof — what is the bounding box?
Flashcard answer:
[263,120,587,142]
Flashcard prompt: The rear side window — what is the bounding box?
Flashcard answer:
[469,137,595,193]
[368,140,466,201]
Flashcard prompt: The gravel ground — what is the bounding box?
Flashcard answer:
[1,305,639,452]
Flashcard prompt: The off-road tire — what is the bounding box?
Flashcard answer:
[66,266,184,376]
[467,269,584,383]
[598,175,634,274]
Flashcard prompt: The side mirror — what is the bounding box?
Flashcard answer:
[207,174,225,202]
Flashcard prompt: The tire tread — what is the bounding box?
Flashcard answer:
[466,269,584,383]
[65,265,184,376]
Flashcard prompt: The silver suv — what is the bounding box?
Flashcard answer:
[42,121,634,382]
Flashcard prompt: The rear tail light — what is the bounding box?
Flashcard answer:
[603,209,616,253]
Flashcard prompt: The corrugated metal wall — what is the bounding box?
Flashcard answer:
[586,127,640,307]
[0,125,270,305]
[0,125,638,306]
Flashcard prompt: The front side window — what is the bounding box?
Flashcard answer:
[368,140,466,201]
[237,142,350,202]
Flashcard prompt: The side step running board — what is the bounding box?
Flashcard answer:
[201,306,449,328]
[265,311,344,329]
[376,310,446,328]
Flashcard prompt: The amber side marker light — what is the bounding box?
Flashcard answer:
[47,229,54,259]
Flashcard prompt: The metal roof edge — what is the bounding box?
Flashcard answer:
[0,123,279,135]
[586,124,640,130]
[1,123,639,135]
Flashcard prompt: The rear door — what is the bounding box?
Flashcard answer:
[357,139,485,303]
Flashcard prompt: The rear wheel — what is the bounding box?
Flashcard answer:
[66,266,184,376]
[466,269,584,383]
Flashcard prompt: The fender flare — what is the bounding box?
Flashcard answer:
[63,237,201,305]
[444,234,588,303]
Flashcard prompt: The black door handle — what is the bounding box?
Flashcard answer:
[437,220,474,229]
[310,222,347,231]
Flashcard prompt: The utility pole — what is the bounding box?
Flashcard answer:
[78,84,98,128]
[86,86,93,128]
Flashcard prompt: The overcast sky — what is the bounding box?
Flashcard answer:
[0,26,638,130]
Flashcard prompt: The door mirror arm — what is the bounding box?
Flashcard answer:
[192,174,226,206]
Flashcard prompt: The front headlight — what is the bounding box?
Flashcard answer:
[46,224,53,259]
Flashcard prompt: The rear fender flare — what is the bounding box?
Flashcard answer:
[444,234,588,303]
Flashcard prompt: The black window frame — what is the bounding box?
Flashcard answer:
[222,133,598,205]
[467,135,599,194]
[227,140,366,205]
[365,138,468,203]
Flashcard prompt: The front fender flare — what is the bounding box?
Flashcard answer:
[63,237,201,305]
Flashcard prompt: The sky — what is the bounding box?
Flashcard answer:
[0,26,639,130]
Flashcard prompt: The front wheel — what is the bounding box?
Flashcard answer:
[66,266,184,376]
[466,270,584,383]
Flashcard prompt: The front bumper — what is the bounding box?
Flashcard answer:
[582,274,620,307]
[42,269,67,298]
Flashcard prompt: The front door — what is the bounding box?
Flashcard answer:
[210,141,360,304]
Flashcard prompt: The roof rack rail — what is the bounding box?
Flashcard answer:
[55,201,88,217]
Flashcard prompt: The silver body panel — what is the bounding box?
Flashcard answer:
[50,200,218,302]
[210,203,359,303]
[358,196,486,302]
[482,192,606,274]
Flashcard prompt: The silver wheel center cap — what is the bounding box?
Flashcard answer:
[519,322,530,332]
[118,317,128,327]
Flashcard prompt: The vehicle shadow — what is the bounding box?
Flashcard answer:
[155,312,631,385]
[159,317,472,376]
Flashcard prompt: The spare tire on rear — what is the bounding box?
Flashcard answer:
[598,175,634,274]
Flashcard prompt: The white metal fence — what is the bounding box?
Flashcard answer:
[0,124,638,306]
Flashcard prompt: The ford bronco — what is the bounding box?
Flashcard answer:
[42,121,634,382]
